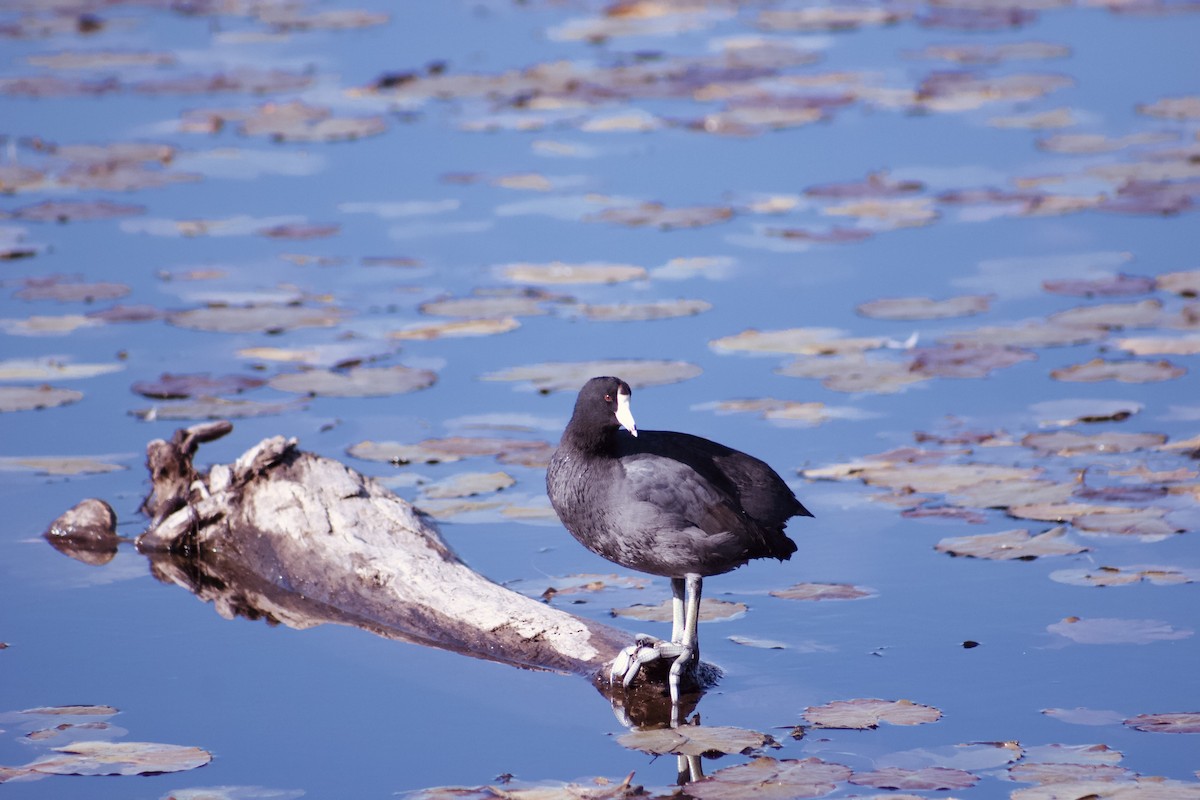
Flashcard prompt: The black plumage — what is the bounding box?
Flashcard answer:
[546,376,812,699]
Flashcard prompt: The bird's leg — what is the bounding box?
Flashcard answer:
[671,577,686,644]
[667,573,703,704]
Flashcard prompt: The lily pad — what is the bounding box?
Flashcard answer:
[0,385,84,412]
[617,725,777,757]
[1115,334,1200,356]
[19,705,119,717]
[1008,503,1140,522]
[948,479,1076,509]
[481,360,701,393]
[1030,398,1143,426]
[1047,616,1193,645]
[1022,430,1166,456]
[1156,269,1200,297]
[168,304,345,334]
[711,327,883,356]
[1072,511,1183,539]
[688,756,853,800]
[1041,707,1127,726]
[268,365,436,398]
[1011,778,1200,800]
[613,597,747,622]
[348,437,554,468]
[911,343,1036,378]
[1043,273,1156,297]
[0,456,126,476]
[421,471,515,499]
[587,202,734,230]
[702,398,835,426]
[778,354,930,393]
[936,527,1087,560]
[419,291,561,319]
[1123,712,1200,733]
[1051,359,1186,383]
[499,261,647,285]
[1050,565,1200,587]
[132,373,265,399]
[770,582,878,601]
[849,766,978,791]
[575,299,712,322]
[857,295,992,320]
[13,199,145,222]
[0,358,122,381]
[1009,762,1133,784]
[390,318,520,340]
[15,278,130,303]
[18,740,211,777]
[803,698,942,729]
[1049,299,1165,330]
[131,397,303,421]
[860,462,1043,494]
[941,320,1107,348]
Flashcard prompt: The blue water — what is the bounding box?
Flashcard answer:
[2,0,1198,797]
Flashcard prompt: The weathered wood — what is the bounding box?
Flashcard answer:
[134,427,634,677]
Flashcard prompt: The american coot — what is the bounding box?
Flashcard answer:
[547,376,812,701]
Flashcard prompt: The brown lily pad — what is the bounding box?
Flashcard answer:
[1156,269,1200,297]
[1050,564,1200,587]
[1051,359,1186,383]
[688,757,853,800]
[499,261,647,285]
[1047,616,1193,645]
[1123,712,1200,733]
[9,740,211,778]
[131,373,265,399]
[268,365,436,397]
[481,359,701,393]
[0,385,84,412]
[936,527,1087,560]
[618,725,777,757]
[1022,430,1167,456]
[778,354,930,394]
[15,278,130,303]
[1043,273,1157,297]
[348,437,554,468]
[13,199,145,222]
[613,597,747,622]
[857,295,992,320]
[168,304,345,334]
[804,698,942,729]
[1009,762,1133,784]
[390,318,521,340]
[421,471,515,499]
[850,766,978,791]
[770,582,878,601]
[575,299,712,322]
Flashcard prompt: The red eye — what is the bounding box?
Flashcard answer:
[604,394,612,402]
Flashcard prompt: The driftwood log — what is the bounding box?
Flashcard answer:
[134,422,633,676]
[43,422,716,718]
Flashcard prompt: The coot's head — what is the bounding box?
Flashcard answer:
[569,376,638,439]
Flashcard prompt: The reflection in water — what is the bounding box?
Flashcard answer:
[39,424,758,791]
[43,498,121,567]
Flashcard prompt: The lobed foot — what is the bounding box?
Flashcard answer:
[609,634,694,702]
